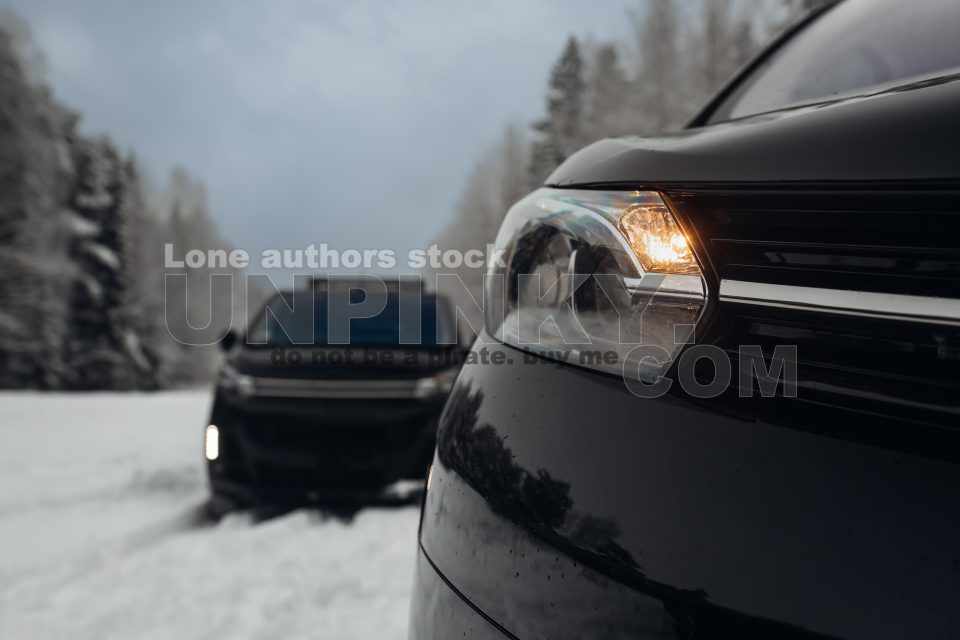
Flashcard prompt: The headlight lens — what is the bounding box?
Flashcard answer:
[414,366,460,399]
[218,364,255,396]
[485,188,706,381]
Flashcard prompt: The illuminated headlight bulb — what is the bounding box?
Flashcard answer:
[236,375,255,397]
[414,367,459,399]
[204,424,220,461]
[618,203,699,274]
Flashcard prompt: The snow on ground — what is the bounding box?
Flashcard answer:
[0,391,420,640]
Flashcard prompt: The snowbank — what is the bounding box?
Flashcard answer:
[0,392,419,640]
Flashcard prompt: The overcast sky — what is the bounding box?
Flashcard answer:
[8,0,632,264]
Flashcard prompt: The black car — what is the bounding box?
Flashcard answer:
[410,1,960,638]
[206,277,461,507]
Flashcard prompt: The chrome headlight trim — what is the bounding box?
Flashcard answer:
[485,188,709,381]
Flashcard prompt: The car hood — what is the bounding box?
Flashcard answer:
[546,73,960,187]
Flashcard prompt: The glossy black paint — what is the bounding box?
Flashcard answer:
[410,550,514,640]
[410,5,960,638]
[414,338,960,639]
[546,75,960,188]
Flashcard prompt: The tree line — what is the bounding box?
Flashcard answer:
[0,11,242,390]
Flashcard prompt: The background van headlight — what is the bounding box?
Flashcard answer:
[485,189,706,381]
[414,367,460,399]
[204,424,219,461]
[218,364,255,397]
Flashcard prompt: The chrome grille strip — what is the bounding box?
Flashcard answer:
[247,377,421,399]
[719,280,960,326]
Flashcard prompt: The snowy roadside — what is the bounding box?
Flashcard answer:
[0,392,419,640]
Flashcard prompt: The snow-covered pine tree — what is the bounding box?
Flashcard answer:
[429,123,531,333]
[162,167,237,385]
[64,136,130,390]
[162,172,197,384]
[526,135,559,192]
[430,147,499,334]
[692,0,760,107]
[731,16,757,71]
[116,155,164,389]
[0,9,245,390]
[586,44,632,140]
[700,0,736,96]
[497,124,528,216]
[631,0,688,133]
[528,36,586,188]
[0,13,76,389]
[549,36,587,156]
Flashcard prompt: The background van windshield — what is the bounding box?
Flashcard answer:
[249,291,455,348]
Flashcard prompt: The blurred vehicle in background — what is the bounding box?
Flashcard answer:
[206,276,462,508]
[410,0,960,638]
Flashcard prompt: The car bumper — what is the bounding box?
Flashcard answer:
[412,335,960,639]
[206,391,443,501]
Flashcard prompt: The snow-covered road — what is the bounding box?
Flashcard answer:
[0,392,420,640]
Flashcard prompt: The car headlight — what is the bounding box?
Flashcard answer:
[218,364,255,397]
[204,424,220,461]
[414,366,460,399]
[485,188,706,381]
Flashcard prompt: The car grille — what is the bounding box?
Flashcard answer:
[225,407,434,488]
[665,186,960,451]
[668,186,960,297]
[244,376,423,399]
